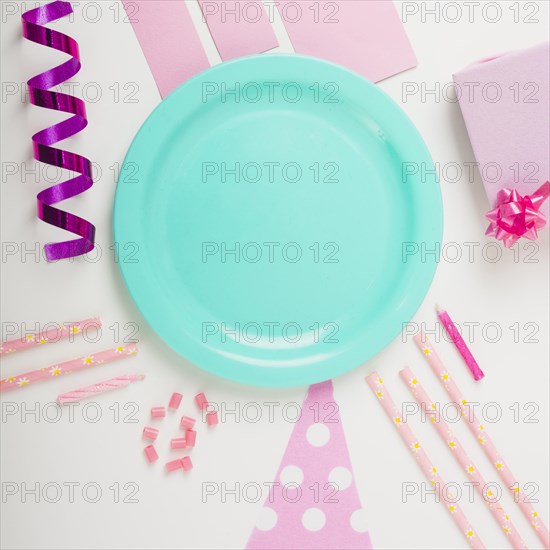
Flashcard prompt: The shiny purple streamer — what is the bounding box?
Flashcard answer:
[22,1,95,261]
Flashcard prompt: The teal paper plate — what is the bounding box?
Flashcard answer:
[114,55,442,387]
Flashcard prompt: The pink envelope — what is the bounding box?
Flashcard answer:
[276,0,417,82]
[453,41,550,220]
[122,0,210,98]
[198,0,279,60]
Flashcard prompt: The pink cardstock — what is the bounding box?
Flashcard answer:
[122,0,210,98]
[199,0,279,60]
[453,41,550,219]
[246,381,372,550]
[276,0,416,82]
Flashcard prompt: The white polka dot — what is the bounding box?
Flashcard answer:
[350,509,369,533]
[256,507,277,531]
[306,423,330,447]
[302,507,326,531]
[328,466,352,490]
[279,465,304,486]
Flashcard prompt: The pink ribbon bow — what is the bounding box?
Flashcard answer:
[485,181,549,247]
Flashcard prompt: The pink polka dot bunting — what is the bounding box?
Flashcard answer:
[246,381,372,549]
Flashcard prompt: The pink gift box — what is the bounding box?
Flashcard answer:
[453,41,549,225]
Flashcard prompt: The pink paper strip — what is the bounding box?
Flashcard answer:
[0,344,138,392]
[199,0,278,61]
[1,317,101,355]
[276,0,417,82]
[246,381,372,550]
[122,0,210,98]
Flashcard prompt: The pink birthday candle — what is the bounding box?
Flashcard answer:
[0,317,101,355]
[57,374,145,405]
[400,367,527,549]
[436,305,484,380]
[414,333,550,549]
[366,372,485,550]
[0,344,138,392]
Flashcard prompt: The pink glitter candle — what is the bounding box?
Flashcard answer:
[437,305,484,380]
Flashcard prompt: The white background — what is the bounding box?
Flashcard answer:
[1,1,549,549]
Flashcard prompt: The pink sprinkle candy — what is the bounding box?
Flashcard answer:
[195,392,208,410]
[151,406,166,419]
[165,459,183,472]
[206,411,219,426]
[142,427,159,441]
[181,456,193,471]
[171,437,187,449]
[180,415,196,430]
[186,429,197,447]
[168,392,183,410]
[144,445,158,463]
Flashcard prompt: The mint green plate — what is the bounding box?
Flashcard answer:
[114,55,442,387]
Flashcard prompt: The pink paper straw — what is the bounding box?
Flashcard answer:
[0,344,138,392]
[0,317,101,355]
[366,372,485,550]
[57,373,145,405]
[414,333,550,548]
[436,305,484,380]
[400,367,527,549]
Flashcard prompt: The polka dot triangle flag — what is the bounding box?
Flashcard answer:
[246,380,373,550]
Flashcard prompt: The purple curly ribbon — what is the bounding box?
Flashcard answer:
[22,1,95,261]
